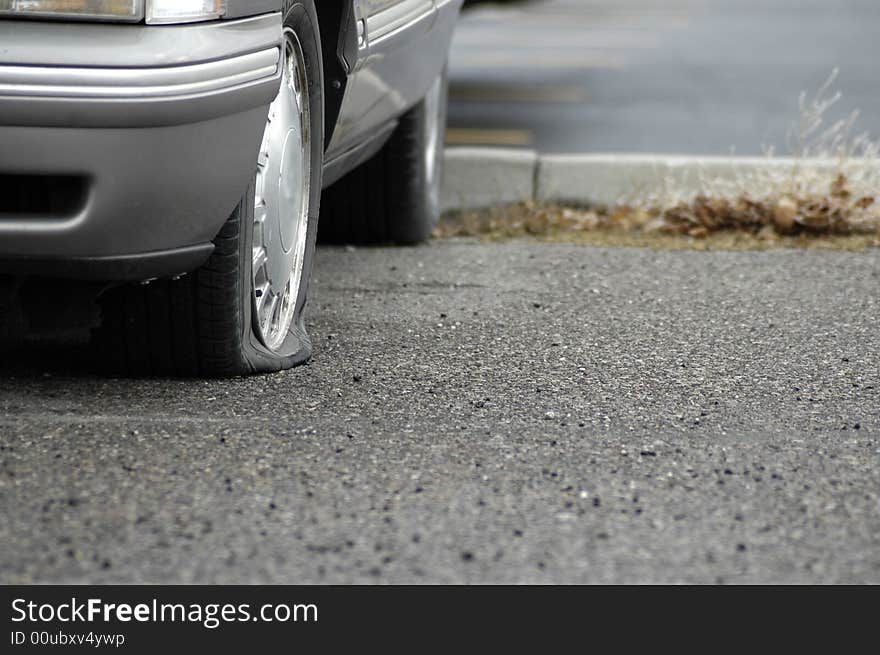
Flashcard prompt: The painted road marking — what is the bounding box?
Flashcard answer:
[446,128,534,147]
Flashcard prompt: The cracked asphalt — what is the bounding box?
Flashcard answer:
[1,240,879,583]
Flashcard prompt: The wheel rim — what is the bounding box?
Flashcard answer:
[253,29,312,353]
[423,73,444,216]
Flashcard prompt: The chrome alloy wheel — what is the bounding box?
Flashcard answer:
[253,29,312,353]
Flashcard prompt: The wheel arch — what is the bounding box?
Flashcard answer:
[255,1,350,151]
[314,1,355,151]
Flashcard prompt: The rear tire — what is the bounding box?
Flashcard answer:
[93,0,324,377]
[319,66,448,245]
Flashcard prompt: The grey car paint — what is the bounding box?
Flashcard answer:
[0,0,462,280]
[224,1,281,19]
[326,0,459,168]
[0,14,282,276]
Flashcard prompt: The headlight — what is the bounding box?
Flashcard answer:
[146,0,225,24]
[0,0,142,21]
[0,0,227,23]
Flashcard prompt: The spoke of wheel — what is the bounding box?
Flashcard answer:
[255,281,270,313]
[255,202,268,223]
[253,247,267,271]
[263,293,280,332]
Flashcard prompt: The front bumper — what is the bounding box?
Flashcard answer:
[0,14,283,280]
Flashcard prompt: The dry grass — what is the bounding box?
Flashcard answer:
[435,201,880,251]
[436,70,880,251]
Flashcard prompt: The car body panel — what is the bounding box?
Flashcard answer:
[326,0,458,157]
[0,13,283,68]
[0,13,284,275]
[0,1,462,280]
[224,0,280,20]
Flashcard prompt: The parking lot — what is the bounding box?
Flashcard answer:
[450,0,880,153]
[2,0,879,585]
[2,242,878,583]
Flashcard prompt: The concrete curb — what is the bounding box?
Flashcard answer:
[440,148,537,212]
[442,149,870,210]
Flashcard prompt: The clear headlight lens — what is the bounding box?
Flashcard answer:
[0,0,142,21]
[0,0,227,23]
[146,0,225,24]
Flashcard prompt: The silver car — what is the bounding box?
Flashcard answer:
[0,0,461,375]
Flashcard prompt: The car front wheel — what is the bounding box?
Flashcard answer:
[94,0,324,377]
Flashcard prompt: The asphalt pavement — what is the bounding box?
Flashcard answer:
[2,0,879,587]
[450,0,880,154]
[2,241,878,583]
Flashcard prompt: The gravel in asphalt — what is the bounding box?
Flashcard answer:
[1,240,878,583]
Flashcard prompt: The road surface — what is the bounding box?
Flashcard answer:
[2,242,878,583]
[450,0,880,154]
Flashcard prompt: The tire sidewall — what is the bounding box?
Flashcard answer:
[239,0,324,372]
[391,64,449,244]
